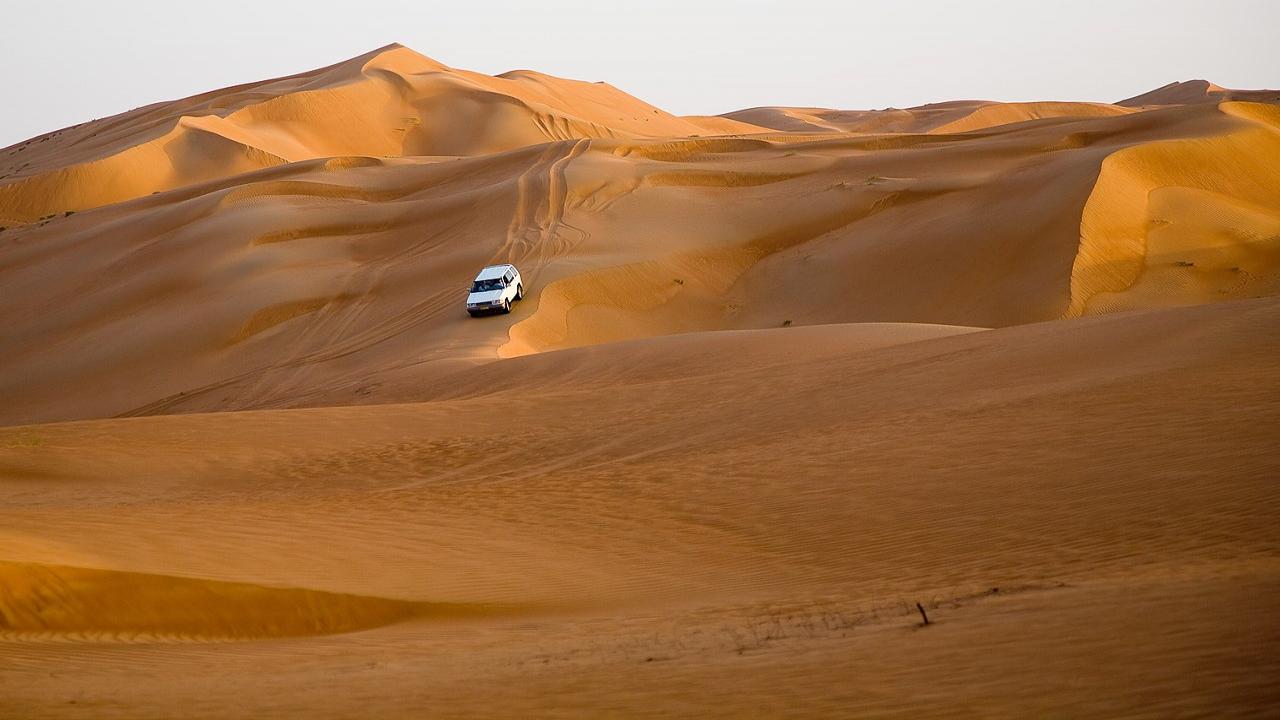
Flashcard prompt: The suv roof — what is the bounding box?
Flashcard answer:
[474,264,516,281]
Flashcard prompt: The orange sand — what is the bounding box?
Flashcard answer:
[1,45,1277,719]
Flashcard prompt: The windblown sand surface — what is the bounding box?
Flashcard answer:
[1,45,1278,718]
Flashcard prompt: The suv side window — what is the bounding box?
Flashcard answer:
[504,271,514,283]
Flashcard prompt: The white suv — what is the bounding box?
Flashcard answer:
[466,264,524,316]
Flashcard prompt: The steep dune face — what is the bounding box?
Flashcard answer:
[1068,101,1280,316]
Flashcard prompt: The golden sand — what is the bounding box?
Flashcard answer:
[1,45,1277,718]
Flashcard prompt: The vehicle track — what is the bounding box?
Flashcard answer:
[119,141,597,417]
[496,138,592,289]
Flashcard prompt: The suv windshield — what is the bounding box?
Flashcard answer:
[471,278,505,293]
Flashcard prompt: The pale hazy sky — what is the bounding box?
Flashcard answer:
[2,0,1276,147]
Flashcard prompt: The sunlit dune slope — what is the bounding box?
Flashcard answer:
[0,44,721,222]
[1,298,1276,717]
[1068,101,1280,315]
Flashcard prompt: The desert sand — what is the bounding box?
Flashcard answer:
[1,44,1278,718]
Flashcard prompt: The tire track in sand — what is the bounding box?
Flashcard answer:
[119,141,595,417]
[496,138,592,288]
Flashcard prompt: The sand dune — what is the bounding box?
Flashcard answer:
[4,90,1277,424]
[720,99,1135,134]
[1,44,1278,718]
[1118,78,1280,107]
[2,298,1277,717]
[0,44,721,223]
[1069,101,1280,316]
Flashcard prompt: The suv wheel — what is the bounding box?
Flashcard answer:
[502,298,512,314]
[515,284,524,300]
